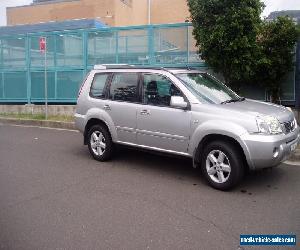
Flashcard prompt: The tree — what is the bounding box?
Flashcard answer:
[256,16,299,101]
[187,0,264,91]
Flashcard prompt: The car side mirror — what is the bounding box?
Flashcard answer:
[170,96,188,109]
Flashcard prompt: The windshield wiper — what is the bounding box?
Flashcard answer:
[221,97,245,104]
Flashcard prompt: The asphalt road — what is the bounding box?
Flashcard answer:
[0,124,299,250]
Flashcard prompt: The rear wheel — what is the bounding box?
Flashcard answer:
[201,140,244,190]
[87,124,114,161]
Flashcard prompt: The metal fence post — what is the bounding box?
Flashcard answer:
[44,37,48,119]
[26,35,31,104]
[0,39,3,69]
[148,25,155,65]
[1,73,4,99]
[54,34,57,100]
[295,38,300,109]
[83,31,88,75]
[186,26,189,64]
[116,31,119,64]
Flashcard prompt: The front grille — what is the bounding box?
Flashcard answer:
[282,119,296,134]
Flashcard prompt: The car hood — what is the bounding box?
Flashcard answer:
[219,99,293,122]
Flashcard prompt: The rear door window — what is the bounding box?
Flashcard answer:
[109,73,139,103]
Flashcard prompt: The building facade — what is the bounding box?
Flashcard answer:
[6,0,190,27]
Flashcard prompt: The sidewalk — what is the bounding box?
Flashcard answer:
[286,145,300,164]
[0,117,76,130]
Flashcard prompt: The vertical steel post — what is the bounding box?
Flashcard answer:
[148,0,151,25]
[26,36,31,104]
[44,37,48,119]
[0,38,3,69]
[295,37,300,109]
[115,31,119,64]
[186,26,189,64]
[1,73,4,99]
[83,31,88,75]
[54,34,58,100]
[148,25,155,65]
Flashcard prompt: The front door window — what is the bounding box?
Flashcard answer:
[143,74,182,106]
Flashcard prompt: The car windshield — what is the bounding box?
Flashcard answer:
[176,72,243,104]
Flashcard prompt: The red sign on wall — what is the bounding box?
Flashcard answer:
[39,37,46,52]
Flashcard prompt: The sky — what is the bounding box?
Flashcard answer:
[261,0,300,17]
[0,0,300,26]
[0,0,33,26]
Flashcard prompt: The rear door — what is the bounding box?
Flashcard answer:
[104,72,140,144]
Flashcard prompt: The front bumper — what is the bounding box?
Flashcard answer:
[240,127,300,170]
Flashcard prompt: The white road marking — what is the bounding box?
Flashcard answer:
[0,123,79,132]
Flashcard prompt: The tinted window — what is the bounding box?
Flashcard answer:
[110,73,139,102]
[176,73,240,104]
[90,73,110,98]
[143,74,182,106]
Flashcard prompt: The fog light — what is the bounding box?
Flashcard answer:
[273,147,279,158]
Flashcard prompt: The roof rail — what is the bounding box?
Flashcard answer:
[94,64,134,70]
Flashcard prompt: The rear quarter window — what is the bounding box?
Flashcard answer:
[90,73,110,98]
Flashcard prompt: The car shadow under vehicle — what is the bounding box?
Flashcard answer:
[76,145,287,192]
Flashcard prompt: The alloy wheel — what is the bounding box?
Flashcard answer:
[90,131,106,156]
[206,149,231,184]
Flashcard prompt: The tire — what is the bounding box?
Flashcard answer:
[87,124,114,161]
[200,140,244,190]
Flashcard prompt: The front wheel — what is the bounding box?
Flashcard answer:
[87,124,114,161]
[200,141,244,190]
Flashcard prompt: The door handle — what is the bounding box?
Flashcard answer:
[140,109,150,115]
[103,104,111,111]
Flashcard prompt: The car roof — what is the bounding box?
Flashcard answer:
[92,64,205,74]
[167,68,204,74]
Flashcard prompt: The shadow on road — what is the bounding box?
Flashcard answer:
[75,145,286,192]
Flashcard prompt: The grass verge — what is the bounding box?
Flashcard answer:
[0,113,74,122]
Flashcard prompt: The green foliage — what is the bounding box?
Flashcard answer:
[188,0,264,91]
[188,0,299,99]
[256,16,299,100]
[0,113,74,122]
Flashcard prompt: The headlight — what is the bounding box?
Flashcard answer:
[256,116,283,134]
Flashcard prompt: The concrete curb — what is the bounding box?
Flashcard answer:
[287,148,300,162]
[0,117,76,130]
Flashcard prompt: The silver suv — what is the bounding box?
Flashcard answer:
[75,65,300,190]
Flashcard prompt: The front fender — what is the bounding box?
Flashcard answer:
[188,120,248,157]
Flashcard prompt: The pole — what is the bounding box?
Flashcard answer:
[295,36,300,109]
[44,37,48,120]
[148,0,151,25]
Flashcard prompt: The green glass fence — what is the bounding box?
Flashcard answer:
[2,37,26,68]
[3,72,27,99]
[0,22,296,104]
[31,71,55,100]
